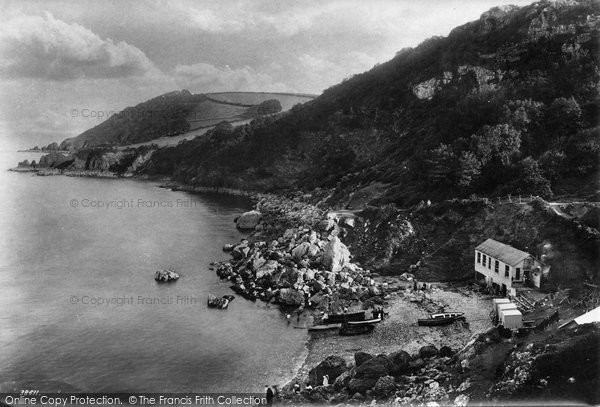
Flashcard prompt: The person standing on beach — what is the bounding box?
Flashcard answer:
[265,385,274,405]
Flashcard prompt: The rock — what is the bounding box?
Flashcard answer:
[249,253,267,271]
[454,394,469,406]
[276,288,305,306]
[333,369,354,391]
[354,351,374,367]
[318,219,335,231]
[347,378,378,394]
[439,346,454,357]
[322,236,350,272]
[342,217,355,228]
[275,268,302,288]
[355,355,393,381]
[307,355,347,386]
[409,358,425,371]
[372,376,396,398]
[236,210,262,230]
[154,269,179,282]
[419,345,439,359]
[323,271,336,286]
[291,242,311,260]
[388,350,411,375]
[222,243,234,252]
[256,260,279,280]
[231,244,250,260]
[38,152,70,168]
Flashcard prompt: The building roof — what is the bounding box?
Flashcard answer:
[574,306,600,325]
[502,309,522,316]
[475,238,531,266]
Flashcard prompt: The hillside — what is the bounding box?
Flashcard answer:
[59,91,314,150]
[142,0,599,204]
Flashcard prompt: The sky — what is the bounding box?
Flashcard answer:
[0,0,535,150]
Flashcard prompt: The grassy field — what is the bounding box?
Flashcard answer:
[206,92,316,111]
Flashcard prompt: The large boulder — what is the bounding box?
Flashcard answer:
[274,268,302,288]
[322,236,350,272]
[439,345,455,358]
[256,260,279,280]
[371,376,396,398]
[354,351,374,367]
[347,377,378,394]
[236,210,262,230]
[354,355,393,381]
[419,345,439,359]
[333,368,354,391]
[388,350,411,375]
[307,355,347,386]
[154,269,179,282]
[291,242,311,260]
[276,288,304,306]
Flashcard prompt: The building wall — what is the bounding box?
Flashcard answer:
[474,250,526,291]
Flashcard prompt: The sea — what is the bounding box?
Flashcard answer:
[0,151,307,393]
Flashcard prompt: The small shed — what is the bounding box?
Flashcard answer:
[501,309,523,329]
[492,298,511,317]
[497,302,518,316]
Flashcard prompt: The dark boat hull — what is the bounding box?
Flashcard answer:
[308,323,342,332]
[339,324,375,336]
[418,316,465,326]
[323,311,366,324]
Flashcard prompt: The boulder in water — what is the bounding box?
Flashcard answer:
[154,268,179,282]
[236,210,262,230]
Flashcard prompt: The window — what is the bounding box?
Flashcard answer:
[477,252,481,264]
[516,268,521,280]
[495,260,499,273]
[488,257,492,269]
[505,265,510,278]
[483,254,487,267]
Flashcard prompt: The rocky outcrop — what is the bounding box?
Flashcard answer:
[38,152,70,168]
[236,210,262,230]
[307,355,347,386]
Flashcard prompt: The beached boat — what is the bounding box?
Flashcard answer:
[323,311,365,324]
[417,312,465,326]
[339,324,375,336]
[308,323,342,332]
[347,317,382,326]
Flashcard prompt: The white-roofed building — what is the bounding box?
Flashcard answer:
[474,238,549,296]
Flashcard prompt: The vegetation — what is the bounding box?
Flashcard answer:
[143,0,599,204]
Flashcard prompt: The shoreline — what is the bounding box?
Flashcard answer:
[8,162,496,400]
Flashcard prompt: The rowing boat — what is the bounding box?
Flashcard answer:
[347,317,382,326]
[323,311,365,324]
[418,312,465,326]
[339,324,375,336]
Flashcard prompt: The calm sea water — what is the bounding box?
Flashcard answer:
[0,151,307,392]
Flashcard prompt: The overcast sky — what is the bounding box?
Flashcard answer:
[0,0,535,149]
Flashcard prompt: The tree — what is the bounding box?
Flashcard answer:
[513,157,552,198]
[545,97,583,146]
[457,151,482,188]
[471,124,521,165]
